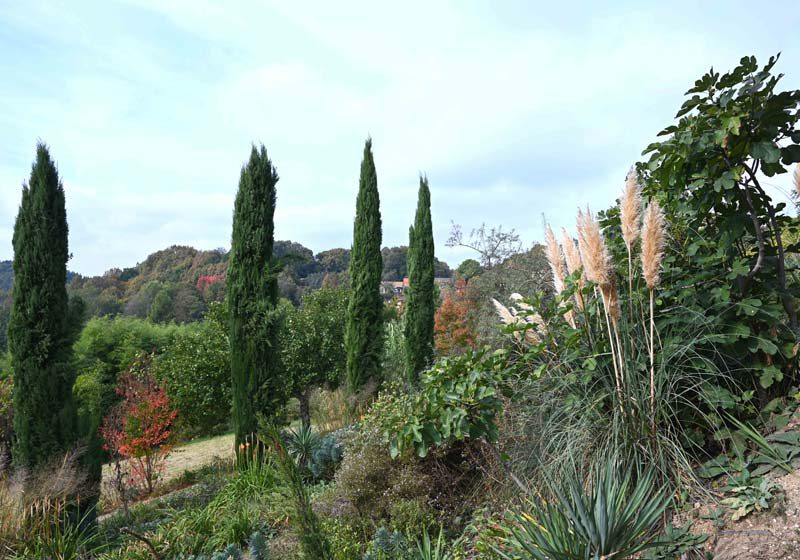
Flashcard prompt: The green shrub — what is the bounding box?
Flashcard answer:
[154,306,231,438]
[389,499,436,537]
[327,425,434,526]
[321,518,364,560]
[371,349,508,459]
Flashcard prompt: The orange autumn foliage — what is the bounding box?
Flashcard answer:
[434,279,478,355]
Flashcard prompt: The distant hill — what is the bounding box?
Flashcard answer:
[0,241,452,349]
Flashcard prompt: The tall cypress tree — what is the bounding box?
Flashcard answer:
[345,138,383,393]
[404,176,435,380]
[9,143,77,467]
[228,145,282,454]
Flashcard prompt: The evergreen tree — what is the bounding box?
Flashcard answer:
[228,145,282,455]
[345,139,383,393]
[9,143,78,467]
[404,176,435,380]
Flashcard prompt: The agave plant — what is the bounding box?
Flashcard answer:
[495,458,672,560]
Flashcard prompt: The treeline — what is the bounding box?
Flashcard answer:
[0,243,451,350]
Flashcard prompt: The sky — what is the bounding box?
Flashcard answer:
[2,1,800,276]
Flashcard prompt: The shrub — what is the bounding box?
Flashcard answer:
[100,354,177,496]
[154,305,231,438]
[372,349,508,459]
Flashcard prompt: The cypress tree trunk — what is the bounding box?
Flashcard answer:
[345,139,384,393]
[228,145,282,457]
[404,176,435,381]
[9,143,77,468]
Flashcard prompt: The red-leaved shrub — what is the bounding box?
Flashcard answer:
[100,353,177,496]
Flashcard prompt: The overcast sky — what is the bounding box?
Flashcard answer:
[2,1,800,275]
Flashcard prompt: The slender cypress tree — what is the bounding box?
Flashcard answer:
[345,138,383,393]
[404,176,435,380]
[228,145,282,455]
[9,143,77,467]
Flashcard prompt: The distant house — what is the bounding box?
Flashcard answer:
[380,280,406,297]
[381,276,453,300]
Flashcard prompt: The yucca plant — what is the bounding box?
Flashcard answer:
[495,458,672,560]
[285,424,321,470]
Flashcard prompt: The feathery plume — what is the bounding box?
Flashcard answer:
[620,168,642,250]
[641,200,666,290]
[561,228,582,278]
[492,298,517,326]
[544,224,566,295]
[576,207,612,288]
[561,228,584,311]
[794,164,800,198]
[492,296,542,344]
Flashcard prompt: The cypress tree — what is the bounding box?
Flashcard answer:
[228,145,282,454]
[9,143,77,467]
[345,138,384,393]
[404,176,435,380]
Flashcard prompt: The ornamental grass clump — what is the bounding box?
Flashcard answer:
[577,207,624,393]
[641,199,666,430]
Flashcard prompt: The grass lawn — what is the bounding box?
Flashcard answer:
[102,432,234,490]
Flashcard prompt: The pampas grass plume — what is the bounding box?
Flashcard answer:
[620,168,642,250]
[641,199,666,290]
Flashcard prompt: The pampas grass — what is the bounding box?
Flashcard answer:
[493,296,543,344]
[642,201,666,291]
[620,169,642,319]
[577,208,625,392]
[641,199,666,430]
[544,224,575,327]
[561,227,585,311]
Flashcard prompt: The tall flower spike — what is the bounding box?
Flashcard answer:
[576,207,612,288]
[544,224,566,295]
[620,168,642,251]
[641,200,666,290]
[561,228,585,311]
[561,228,583,279]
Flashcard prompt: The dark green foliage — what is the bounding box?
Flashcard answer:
[154,303,232,438]
[9,143,78,467]
[634,54,800,400]
[495,459,672,560]
[405,177,436,381]
[228,145,283,452]
[346,139,384,393]
[280,287,348,428]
